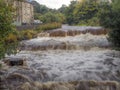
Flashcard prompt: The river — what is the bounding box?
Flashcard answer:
[0,25,120,90]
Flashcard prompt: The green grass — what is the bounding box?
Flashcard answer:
[5,22,62,43]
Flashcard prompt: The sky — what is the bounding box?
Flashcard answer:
[35,0,71,9]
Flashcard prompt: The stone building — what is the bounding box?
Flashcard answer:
[13,0,34,26]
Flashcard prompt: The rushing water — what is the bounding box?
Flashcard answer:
[21,34,109,50]
[6,49,120,82]
[0,26,120,90]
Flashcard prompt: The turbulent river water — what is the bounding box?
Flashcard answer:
[0,25,120,90]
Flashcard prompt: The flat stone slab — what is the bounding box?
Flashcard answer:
[3,57,27,66]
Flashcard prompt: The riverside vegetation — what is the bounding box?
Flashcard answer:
[0,0,120,90]
[59,0,120,49]
[0,0,120,59]
[0,0,62,59]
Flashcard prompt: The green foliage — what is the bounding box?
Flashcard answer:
[32,1,66,24]
[5,22,61,43]
[58,5,68,14]
[0,0,18,59]
[108,29,120,47]
[39,12,65,24]
[31,1,49,14]
[99,0,120,48]
[74,1,98,22]
[62,0,108,26]
[36,22,62,31]
[18,30,37,40]
[40,12,59,23]
[65,1,77,25]
[13,23,61,41]
[5,32,18,43]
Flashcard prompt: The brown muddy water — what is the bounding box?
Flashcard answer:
[0,26,120,90]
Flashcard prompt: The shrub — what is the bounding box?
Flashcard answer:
[99,1,120,49]
[39,12,65,24]
[0,0,17,59]
[16,23,61,41]
[19,30,37,40]
[36,22,62,31]
[5,33,17,43]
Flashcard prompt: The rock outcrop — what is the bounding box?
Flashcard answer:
[3,57,27,66]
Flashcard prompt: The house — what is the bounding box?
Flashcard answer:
[13,0,34,26]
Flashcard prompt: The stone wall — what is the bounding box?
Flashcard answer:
[13,0,34,26]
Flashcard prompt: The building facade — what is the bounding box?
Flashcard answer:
[13,1,34,26]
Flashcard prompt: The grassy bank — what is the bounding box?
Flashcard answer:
[36,22,61,31]
[5,22,61,43]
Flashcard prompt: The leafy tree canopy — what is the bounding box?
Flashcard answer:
[0,0,18,59]
[99,0,120,48]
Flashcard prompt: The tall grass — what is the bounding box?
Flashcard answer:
[5,22,62,43]
[36,22,62,32]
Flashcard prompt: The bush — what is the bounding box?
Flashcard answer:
[39,12,66,24]
[99,1,120,48]
[36,22,62,31]
[108,29,120,47]
[5,33,17,43]
[19,30,37,40]
[78,17,100,26]
[15,23,61,41]
[0,0,17,59]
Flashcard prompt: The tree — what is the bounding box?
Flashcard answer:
[31,1,49,14]
[100,0,120,48]
[39,12,65,23]
[65,1,77,25]
[0,0,18,59]
[56,13,66,23]
[74,0,103,25]
[31,0,66,23]
[64,0,102,25]
[58,4,68,14]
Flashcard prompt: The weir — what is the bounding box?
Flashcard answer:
[0,26,120,90]
[21,34,110,51]
[38,25,108,37]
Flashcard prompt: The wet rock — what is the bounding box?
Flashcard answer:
[49,30,67,37]
[60,82,75,90]
[0,76,9,90]
[21,39,68,50]
[4,57,27,66]
[0,61,9,70]
[76,81,90,90]
[67,30,76,36]
[20,82,34,90]
[75,81,120,90]
[16,81,120,90]
[38,32,49,37]
[47,27,107,37]
[42,26,108,37]
[19,82,75,90]
[87,29,107,35]
[33,81,43,89]
[20,33,110,51]
[6,73,32,82]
